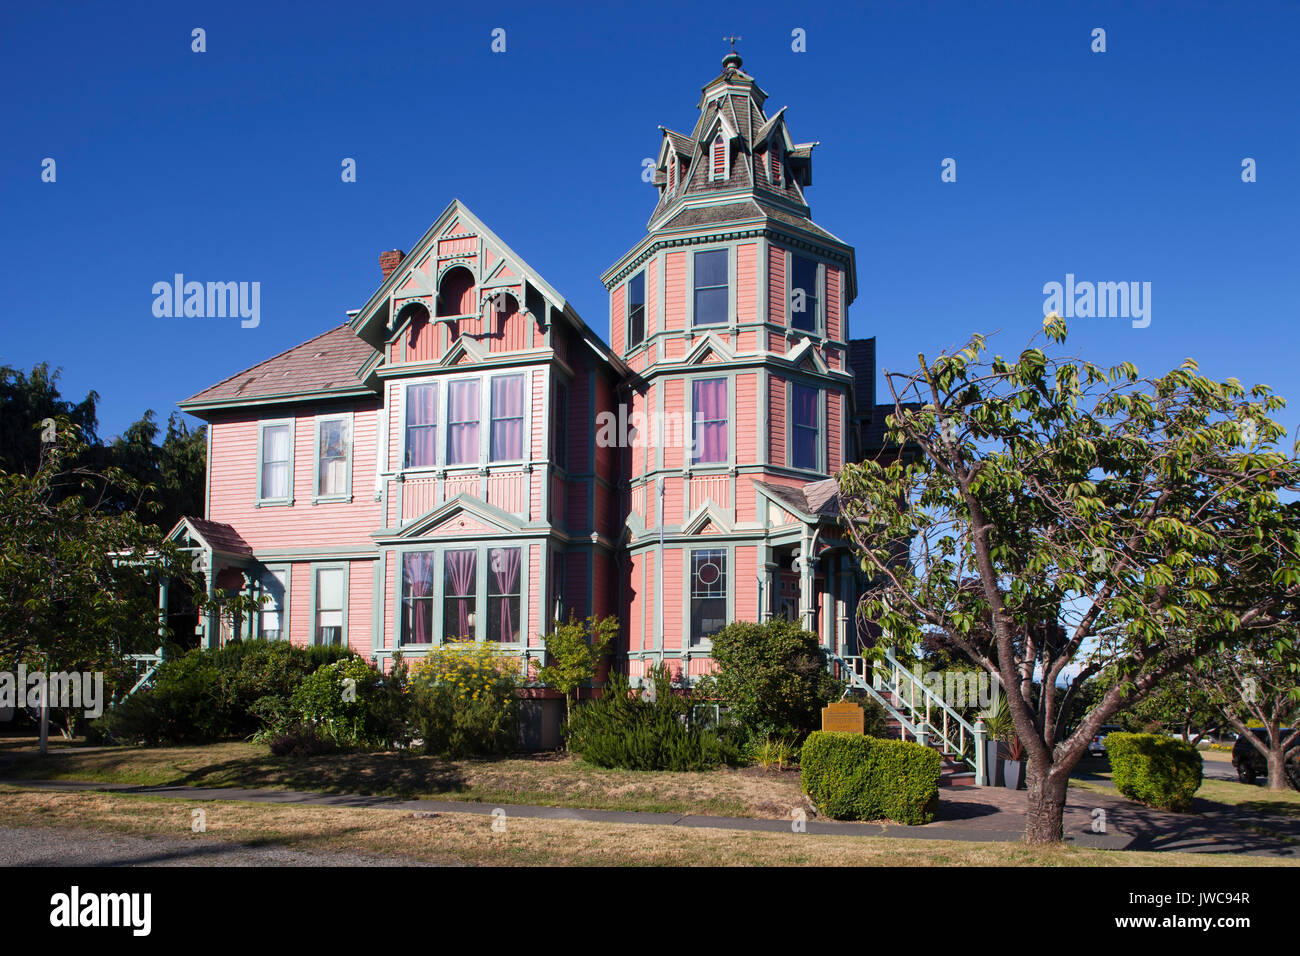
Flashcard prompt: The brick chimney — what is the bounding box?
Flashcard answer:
[379,249,406,280]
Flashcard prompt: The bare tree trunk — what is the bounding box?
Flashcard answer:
[1266,746,1289,792]
[1024,757,1070,843]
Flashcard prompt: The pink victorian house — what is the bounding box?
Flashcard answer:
[170,53,901,742]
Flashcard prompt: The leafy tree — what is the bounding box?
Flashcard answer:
[1185,630,1299,790]
[838,316,1300,842]
[0,420,189,742]
[0,362,99,475]
[694,618,843,744]
[537,614,618,731]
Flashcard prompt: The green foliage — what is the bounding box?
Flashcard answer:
[567,665,741,771]
[95,652,224,745]
[536,614,619,724]
[408,641,521,757]
[1104,732,1203,812]
[693,619,842,744]
[746,736,801,770]
[800,731,941,824]
[290,656,406,748]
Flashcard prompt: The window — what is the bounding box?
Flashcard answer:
[258,421,293,503]
[693,250,728,326]
[315,567,345,646]
[791,384,820,470]
[446,379,480,465]
[443,549,477,641]
[551,550,565,622]
[790,256,819,332]
[627,271,646,348]
[315,415,351,498]
[258,569,287,640]
[553,381,568,470]
[711,133,726,181]
[488,547,522,643]
[690,549,727,646]
[489,374,525,462]
[401,552,436,645]
[405,383,438,468]
[667,152,676,193]
[692,378,728,464]
[769,140,782,185]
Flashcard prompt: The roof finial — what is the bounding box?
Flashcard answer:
[722,35,743,71]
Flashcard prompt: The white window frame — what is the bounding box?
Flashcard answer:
[256,565,291,641]
[788,381,823,472]
[310,563,349,647]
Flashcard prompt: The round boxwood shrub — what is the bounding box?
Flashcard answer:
[1104,732,1203,812]
[800,731,941,825]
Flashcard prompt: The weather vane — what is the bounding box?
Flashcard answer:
[724,35,742,53]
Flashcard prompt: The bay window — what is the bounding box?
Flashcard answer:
[488,547,521,643]
[690,549,727,646]
[692,378,728,464]
[489,374,525,462]
[446,380,480,466]
[693,249,728,326]
[443,549,477,641]
[790,255,819,332]
[628,271,646,348]
[791,383,820,470]
[405,383,438,468]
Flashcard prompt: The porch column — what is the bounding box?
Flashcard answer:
[836,555,849,657]
[798,549,818,637]
[759,544,776,623]
[157,577,170,644]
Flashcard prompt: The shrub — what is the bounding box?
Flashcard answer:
[746,736,801,770]
[94,651,224,745]
[1104,732,1203,812]
[693,619,842,745]
[290,657,407,748]
[212,639,356,738]
[800,731,941,825]
[567,666,741,771]
[266,723,339,757]
[408,641,521,757]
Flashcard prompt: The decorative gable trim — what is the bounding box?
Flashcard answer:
[785,336,829,373]
[383,494,528,542]
[682,501,732,536]
[682,332,737,367]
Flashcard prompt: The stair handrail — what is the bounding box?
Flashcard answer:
[876,649,980,771]
[824,650,922,740]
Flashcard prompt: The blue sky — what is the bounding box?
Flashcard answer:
[2,0,1297,441]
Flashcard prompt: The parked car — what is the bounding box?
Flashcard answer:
[1231,728,1300,786]
[1087,724,1123,758]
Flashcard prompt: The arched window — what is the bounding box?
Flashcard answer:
[436,267,475,318]
[711,134,726,181]
[667,151,676,193]
[397,302,430,350]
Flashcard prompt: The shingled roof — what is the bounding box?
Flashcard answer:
[170,516,253,557]
[179,324,379,415]
[752,478,844,522]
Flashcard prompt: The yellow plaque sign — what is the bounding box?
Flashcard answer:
[821,700,865,734]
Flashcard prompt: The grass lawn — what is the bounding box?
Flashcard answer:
[1,785,1293,867]
[0,739,806,819]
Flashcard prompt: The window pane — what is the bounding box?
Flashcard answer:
[490,375,525,461]
[318,568,343,609]
[261,424,291,499]
[694,249,728,288]
[318,418,349,496]
[692,378,727,464]
[694,287,728,326]
[447,380,480,465]
[444,549,477,640]
[792,384,819,470]
[690,549,727,646]
[488,547,521,643]
[790,256,818,332]
[402,552,435,645]
[406,383,438,468]
[628,272,646,347]
[260,570,286,639]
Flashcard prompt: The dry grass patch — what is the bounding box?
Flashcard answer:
[1,786,1292,867]
[2,741,805,818]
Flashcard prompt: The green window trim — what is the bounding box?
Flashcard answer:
[396,542,530,649]
[789,253,821,334]
[256,564,291,641]
[312,411,354,504]
[256,418,295,507]
[788,381,824,473]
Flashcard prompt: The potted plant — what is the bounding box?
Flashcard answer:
[983,695,1013,786]
[1002,734,1025,789]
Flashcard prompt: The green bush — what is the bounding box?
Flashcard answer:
[290,657,407,748]
[94,652,224,745]
[212,639,355,738]
[1104,732,1203,812]
[693,619,843,745]
[568,666,741,771]
[800,731,941,825]
[408,641,521,757]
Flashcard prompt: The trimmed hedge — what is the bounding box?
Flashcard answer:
[800,731,941,825]
[1104,732,1203,812]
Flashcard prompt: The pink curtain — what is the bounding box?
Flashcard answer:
[403,552,435,644]
[445,549,476,639]
[447,380,480,465]
[406,384,437,467]
[490,548,520,642]
[693,378,727,463]
[490,375,525,461]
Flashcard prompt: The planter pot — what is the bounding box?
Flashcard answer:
[986,741,1001,786]
[1002,759,1022,789]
